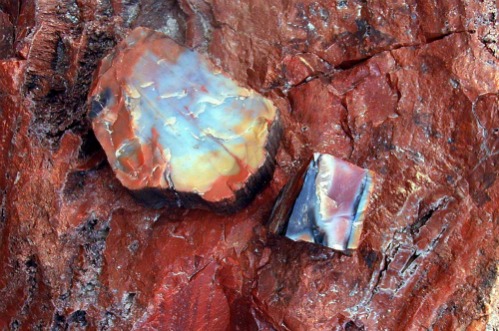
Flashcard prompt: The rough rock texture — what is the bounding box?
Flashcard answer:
[0,0,497,330]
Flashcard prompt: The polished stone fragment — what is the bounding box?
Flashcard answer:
[269,154,374,251]
[88,27,280,212]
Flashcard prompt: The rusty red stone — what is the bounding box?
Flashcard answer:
[88,27,280,212]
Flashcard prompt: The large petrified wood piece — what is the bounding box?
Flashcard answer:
[0,0,497,330]
[88,27,280,212]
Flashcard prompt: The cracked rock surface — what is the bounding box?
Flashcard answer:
[0,0,497,330]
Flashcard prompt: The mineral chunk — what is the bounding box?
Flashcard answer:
[88,27,280,212]
[269,154,374,251]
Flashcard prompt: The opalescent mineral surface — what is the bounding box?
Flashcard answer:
[269,154,374,251]
[88,27,279,211]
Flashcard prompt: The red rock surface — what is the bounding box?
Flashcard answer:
[0,0,497,330]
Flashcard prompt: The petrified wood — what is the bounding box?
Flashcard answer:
[0,0,497,330]
[269,153,375,251]
[89,27,280,213]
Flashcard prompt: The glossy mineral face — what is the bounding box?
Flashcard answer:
[285,154,374,251]
[88,28,277,205]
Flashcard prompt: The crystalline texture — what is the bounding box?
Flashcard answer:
[88,28,280,211]
[269,154,374,251]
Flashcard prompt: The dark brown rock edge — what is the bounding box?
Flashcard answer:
[0,0,497,330]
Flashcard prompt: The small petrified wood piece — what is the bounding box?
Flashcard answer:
[88,27,280,212]
[269,153,375,251]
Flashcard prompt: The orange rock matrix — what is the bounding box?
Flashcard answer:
[0,0,497,329]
